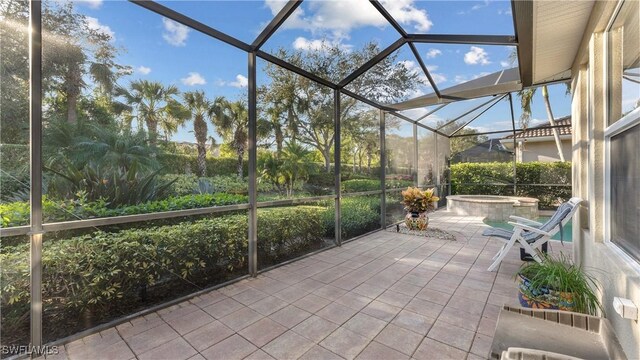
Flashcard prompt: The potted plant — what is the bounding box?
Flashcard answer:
[517,253,603,316]
[401,187,439,231]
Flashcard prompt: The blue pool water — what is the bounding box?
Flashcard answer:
[483,216,572,242]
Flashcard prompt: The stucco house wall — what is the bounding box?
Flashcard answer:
[518,138,572,162]
[571,2,640,358]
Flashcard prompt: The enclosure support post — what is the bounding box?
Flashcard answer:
[248,52,258,276]
[413,123,418,187]
[29,0,44,350]
[380,110,386,229]
[435,133,440,191]
[333,90,342,246]
[508,94,518,195]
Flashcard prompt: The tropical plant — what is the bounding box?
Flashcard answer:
[210,97,249,178]
[401,187,439,213]
[46,160,176,208]
[183,91,214,176]
[259,141,314,197]
[115,80,189,145]
[518,253,603,316]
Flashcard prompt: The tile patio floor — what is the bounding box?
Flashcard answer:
[48,211,572,360]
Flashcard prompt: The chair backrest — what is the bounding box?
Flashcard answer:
[524,198,582,241]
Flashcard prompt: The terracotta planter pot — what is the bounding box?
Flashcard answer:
[517,274,575,311]
[404,211,429,230]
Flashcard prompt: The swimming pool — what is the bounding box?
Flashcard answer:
[483,216,572,242]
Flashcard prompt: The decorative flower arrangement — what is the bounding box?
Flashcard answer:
[401,187,440,213]
[401,187,439,230]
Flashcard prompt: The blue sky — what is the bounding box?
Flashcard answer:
[73,0,572,142]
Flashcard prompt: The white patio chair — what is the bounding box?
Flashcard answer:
[483,197,582,272]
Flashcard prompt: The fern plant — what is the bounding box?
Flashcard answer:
[518,253,603,316]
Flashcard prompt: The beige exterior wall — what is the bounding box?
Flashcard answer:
[571,3,640,358]
[518,139,572,162]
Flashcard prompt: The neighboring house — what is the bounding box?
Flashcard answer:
[500,116,572,162]
[451,138,513,163]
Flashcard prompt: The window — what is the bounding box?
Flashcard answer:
[606,0,640,262]
[609,122,640,261]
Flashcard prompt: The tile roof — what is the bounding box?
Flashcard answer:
[504,116,571,139]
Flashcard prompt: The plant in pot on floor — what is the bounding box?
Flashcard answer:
[401,187,439,231]
[517,253,603,316]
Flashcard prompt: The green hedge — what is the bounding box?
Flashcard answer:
[450,161,571,208]
[157,153,246,177]
[0,192,248,228]
[1,206,330,343]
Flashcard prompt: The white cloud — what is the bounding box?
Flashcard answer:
[265,0,432,43]
[498,8,513,16]
[85,16,115,41]
[137,66,151,75]
[181,72,206,86]
[425,48,442,59]
[162,18,190,47]
[500,60,511,68]
[293,37,326,51]
[400,60,446,86]
[75,0,102,9]
[229,74,248,88]
[464,46,491,65]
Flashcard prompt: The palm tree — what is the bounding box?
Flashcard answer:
[511,49,566,161]
[517,86,566,161]
[115,80,188,146]
[183,90,213,177]
[210,97,249,178]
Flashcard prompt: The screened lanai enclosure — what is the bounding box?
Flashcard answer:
[0,0,576,355]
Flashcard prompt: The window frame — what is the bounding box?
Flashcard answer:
[603,0,640,270]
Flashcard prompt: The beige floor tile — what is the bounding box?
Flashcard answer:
[125,323,180,355]
[294,293,332,313]
[201,334,257,360]
[248,296,289,316]
[232,288,270,306]
[414,288,451,305]
[263,330,315,360]
[437,306,481,332]
[316,303,358,325]
[374,324,423,356]
[320,327,371,360]
[165,308,215,335]
[293,315,340,343]
[269,304,313,328]
[334,292,373,311]
[342,313,387,340]
[138,337,197,360]
[234,316,284,345]
[355,341,409,360]
[426,320,475,352]
[299,345,344,360]
[244,349,276,360]
[202,297,244,319]
[413,338,468,360]
[219,307,264,331]
[183,320,234,351]
[470,332,493,358]
[404,298,444,319]
[360,300,402,322]
[352,283,386,299]
[391,310,436,336]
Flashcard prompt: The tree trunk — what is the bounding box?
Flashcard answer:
[237,148,244,178]
[353,152,356,173]
[367,154,372,174]
[323,148,331,173]
[67,93,78,124]
[147,119,159,146]
[196,143,207,177]
[542,86,565,161]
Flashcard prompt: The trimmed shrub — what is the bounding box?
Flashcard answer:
[156,153,246,178]
[450,161,571,209]
[257,206,325,266]
[342,179,380,193]
[0,193,248,228]
[321,197,381,239]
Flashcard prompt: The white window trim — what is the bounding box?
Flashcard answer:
[604,107,640,273]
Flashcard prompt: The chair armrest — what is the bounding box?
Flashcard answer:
[509,215,543,227]
[507,222,552,237]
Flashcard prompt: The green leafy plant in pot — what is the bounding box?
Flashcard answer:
[517,253,603,316]
[401,187,439,231]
